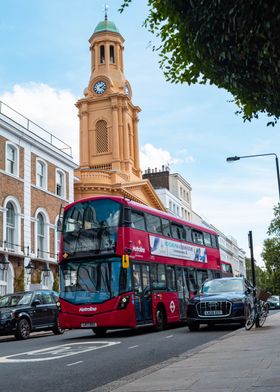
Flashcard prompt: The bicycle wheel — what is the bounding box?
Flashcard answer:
[245,307,255,330]
[259,305,268,327]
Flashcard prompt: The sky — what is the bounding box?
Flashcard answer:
[1,0,279,266]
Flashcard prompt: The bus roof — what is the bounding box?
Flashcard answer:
[64,195,218,236]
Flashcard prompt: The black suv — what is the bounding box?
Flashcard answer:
[187,277,254,331]
[0,290,64,340]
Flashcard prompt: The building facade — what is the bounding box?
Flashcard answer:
[0,101,77,295]
[74,17,164,211]
[143,167,192,220]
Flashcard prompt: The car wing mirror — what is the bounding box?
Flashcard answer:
[32,299,41,306]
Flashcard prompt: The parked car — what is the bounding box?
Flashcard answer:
[186,277,255,331]
[0,290,64,340]
[267,295,280,309]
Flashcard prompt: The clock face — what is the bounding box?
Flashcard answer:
[124,84,130,96]
[94,80,107,95]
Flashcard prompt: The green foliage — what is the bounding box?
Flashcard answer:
[14,269,25,292]
[53,272,59,292]
[245,258,269,290]
[120,0,280,124]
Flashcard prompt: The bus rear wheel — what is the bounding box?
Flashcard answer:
[92,327,107,337]
[154,306,167,331]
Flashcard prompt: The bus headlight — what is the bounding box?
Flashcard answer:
[117,295,130,310]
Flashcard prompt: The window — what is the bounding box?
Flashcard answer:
[36,159,47,188]
[203,232,212,247]
[171,222,185,240]
[110,45,115,63]
[37,213,45,258]
[56,170,65,197]
[166,266,176,291]
[186,267,197,293]
[192,229,204,245]
[6,202,16,250]
[96,120,108,153]
[197,269,208,289]
[211,234,218,248]
[131,211,146,231]
[162,218,171,237]
[100,45,105,63]
[6,143,18,176]
[150,264,166,290]
[146,214,162,234]
[184,225,193,242]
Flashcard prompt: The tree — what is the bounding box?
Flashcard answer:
[261,203,280,294]
[245,258,269,291]
[120,1,280,124]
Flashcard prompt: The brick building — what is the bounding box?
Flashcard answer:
[0,101,77,295]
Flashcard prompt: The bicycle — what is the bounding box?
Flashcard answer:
[245,289,271,330]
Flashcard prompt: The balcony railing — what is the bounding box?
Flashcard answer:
[0,100,72,157]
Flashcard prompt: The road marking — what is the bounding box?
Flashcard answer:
[0,341,121,363]
[165,335,173,339]
[128,345,139,349]
[67,361,83,367]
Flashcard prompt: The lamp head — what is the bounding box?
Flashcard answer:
[226,156,240,162]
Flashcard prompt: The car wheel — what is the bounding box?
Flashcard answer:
[52,319,65,335]
[92,327,107,337]
[188,321,200,332]
[15,318,31,340]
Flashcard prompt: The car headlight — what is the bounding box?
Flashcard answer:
[1,311,14,320]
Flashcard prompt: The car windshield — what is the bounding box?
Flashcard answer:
[201,279,244,294]
[0,293,33,308]
[270,296,279,301]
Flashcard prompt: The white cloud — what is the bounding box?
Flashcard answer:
[140,143,194,171]
[256,196,276,208]
[0,82,79,163]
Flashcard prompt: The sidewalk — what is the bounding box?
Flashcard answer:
[98,312,280,392]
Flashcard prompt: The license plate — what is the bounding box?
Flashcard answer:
[204,310,223,315]
[81,322,97,327]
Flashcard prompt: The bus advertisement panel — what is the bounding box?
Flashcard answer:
[58,196,221,336]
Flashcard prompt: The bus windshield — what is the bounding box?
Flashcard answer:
[60,258,131,304]
[62,199,122,256]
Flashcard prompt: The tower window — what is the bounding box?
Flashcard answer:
[96,120,108,153]
[110,45,115,63]
[100,45,105,64]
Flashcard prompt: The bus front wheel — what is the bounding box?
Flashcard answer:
[92,327,107,337]
[154,306,167,331]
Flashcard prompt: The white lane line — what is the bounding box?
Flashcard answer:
[165,335,173,339]
[128,345,139,349]
[67,361,83,367]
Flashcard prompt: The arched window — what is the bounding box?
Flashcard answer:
[37,213,45,258]
[6,202,16,250]
[36,159,47,188]
[6,142,19,176]
[56,169,65,198]
[110,45,115,63]
[100,45,105,64]
[96,120,108,153]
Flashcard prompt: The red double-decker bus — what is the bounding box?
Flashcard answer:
[58,196,222,336]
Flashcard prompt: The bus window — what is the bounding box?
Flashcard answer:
[197,269,208,289]
[171,223,185,240]
[166,265,176,291]
[146,213,162,234]
[184,225,193,242]
[150,264,166,290]
[207,269,214,280]
[203,232,212,247]
[211,234,218,248]
[192,230,204,245]
[162,218,171,237]
[186,267,197,294]
[133,264,142,293]
[131,211,146,231]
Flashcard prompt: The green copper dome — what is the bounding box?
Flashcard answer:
[94,20,119,34]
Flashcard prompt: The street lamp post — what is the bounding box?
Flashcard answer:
[226,153,280,201]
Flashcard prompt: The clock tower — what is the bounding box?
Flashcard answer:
[74,16,165,210]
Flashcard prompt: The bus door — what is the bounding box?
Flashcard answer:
[176,267,189,320]
[132,264,152,323]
